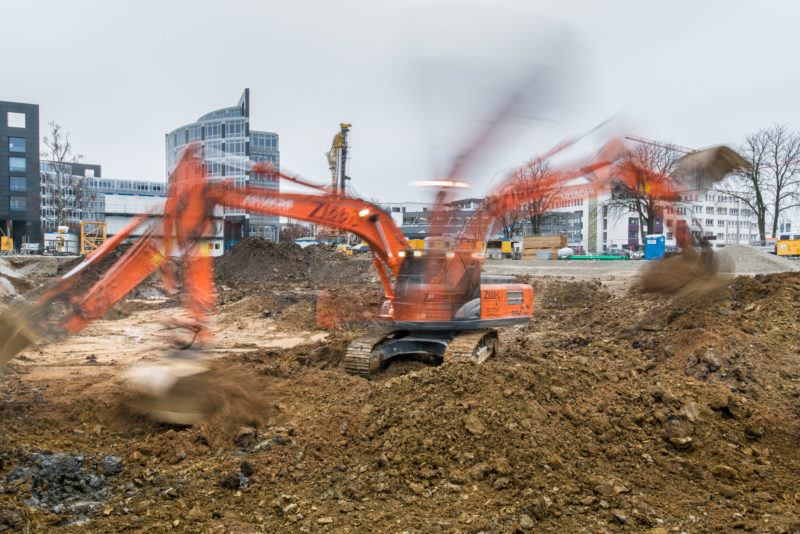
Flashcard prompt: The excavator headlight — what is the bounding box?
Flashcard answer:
[398,251,406,258]
[413,250,424,257]
[445,252,455,258]
[358,208,370,217]
[471,252,485,259]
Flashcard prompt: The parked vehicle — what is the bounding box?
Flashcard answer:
[606,247,631,258]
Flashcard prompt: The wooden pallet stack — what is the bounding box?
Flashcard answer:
[521,235,567,260]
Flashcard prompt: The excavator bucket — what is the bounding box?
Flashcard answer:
[634,247,727,301]
[0,305,40,373]
[124,358,215,425]
[634,145,748,300]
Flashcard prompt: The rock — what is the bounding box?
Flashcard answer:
[517,514,534,531]
[745,422,765,439]
[171,449,187,464]
[240,461,254,477]
[549,386,567,399]
[532,495,553,518]
[464,413,486,436]
[408,482,426,495]
[235,427,256,448]
[612,509,628,524]
[680,402,700,422]
[594,479,628,496]
[219,473,241,490]
[492,477,509,489]
[662,415,694,449]
[449,470,468,484]
[710,464,738,481]
[99,455,123,475]
[709,394,729,411]
[317,517,333,524]
[282,503,298,514]
[468,463,489,480]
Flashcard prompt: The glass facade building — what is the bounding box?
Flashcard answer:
[40,160,167,231]
[166,89,280,244]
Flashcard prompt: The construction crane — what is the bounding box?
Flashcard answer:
[326,123,351,194]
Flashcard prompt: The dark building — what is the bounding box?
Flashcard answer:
[1,100,40,248]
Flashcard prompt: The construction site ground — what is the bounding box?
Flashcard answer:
[1,240,799,533]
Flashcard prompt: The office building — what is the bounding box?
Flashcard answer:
[1,100,41,248]
[166,89,280,246]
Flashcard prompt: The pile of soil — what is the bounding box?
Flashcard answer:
[214,238,376,288]
[2,271,800,532]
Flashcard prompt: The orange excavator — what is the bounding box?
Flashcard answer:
[0,139,746,423]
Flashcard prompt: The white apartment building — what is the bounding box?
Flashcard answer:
[547,183,778,253]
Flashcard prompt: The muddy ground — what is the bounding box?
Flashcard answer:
[1,240,800,533]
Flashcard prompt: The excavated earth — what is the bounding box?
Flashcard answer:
[1,239,799,533]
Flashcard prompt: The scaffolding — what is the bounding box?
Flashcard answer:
[80,221,107,254]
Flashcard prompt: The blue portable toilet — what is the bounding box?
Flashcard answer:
[644,235,665,260]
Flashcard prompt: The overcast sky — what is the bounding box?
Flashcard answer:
[4,0,799,203]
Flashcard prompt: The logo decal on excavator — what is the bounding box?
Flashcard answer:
[243,196,294,212]
[308,203,358,225]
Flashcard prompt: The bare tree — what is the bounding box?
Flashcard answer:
[279,222,314,242]
[511,159,559,235]
[723,124,800,240]
[40,122,83,232]
[604,142,682,243]
[495,205,521,239]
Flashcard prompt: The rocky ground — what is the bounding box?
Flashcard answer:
[1,240,799,533]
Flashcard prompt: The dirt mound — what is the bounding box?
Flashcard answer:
[715,244,800,273]
[215,237,375,288]
[3,275,800,532]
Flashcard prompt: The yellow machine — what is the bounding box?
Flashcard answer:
[1,236,12,253]
[80,222,107,254]
[777,239,800,257]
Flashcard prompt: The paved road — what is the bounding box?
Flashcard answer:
[482,259,643,278]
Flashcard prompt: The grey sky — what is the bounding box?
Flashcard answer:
[4,0,799,203]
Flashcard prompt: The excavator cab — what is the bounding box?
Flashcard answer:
[344,247,534,378]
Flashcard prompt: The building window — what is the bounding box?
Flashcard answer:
[9,197,26,211]
[628,217,638,225]
[188,125,202,142]
[717,233,724,240]
[7,112,25,128]
[225,140,245,155]
[225,120,244,138]
[9,176,25,192]
[706,206,714,214]
[705,219,713,226]
[205,122,221,139]
[717,207,727,215]
[717,220,725,227]
[9,156,25,172]
[8,137,25,153]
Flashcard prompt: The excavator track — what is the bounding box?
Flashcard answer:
[442,329,498,364]
[343,330,393,378]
